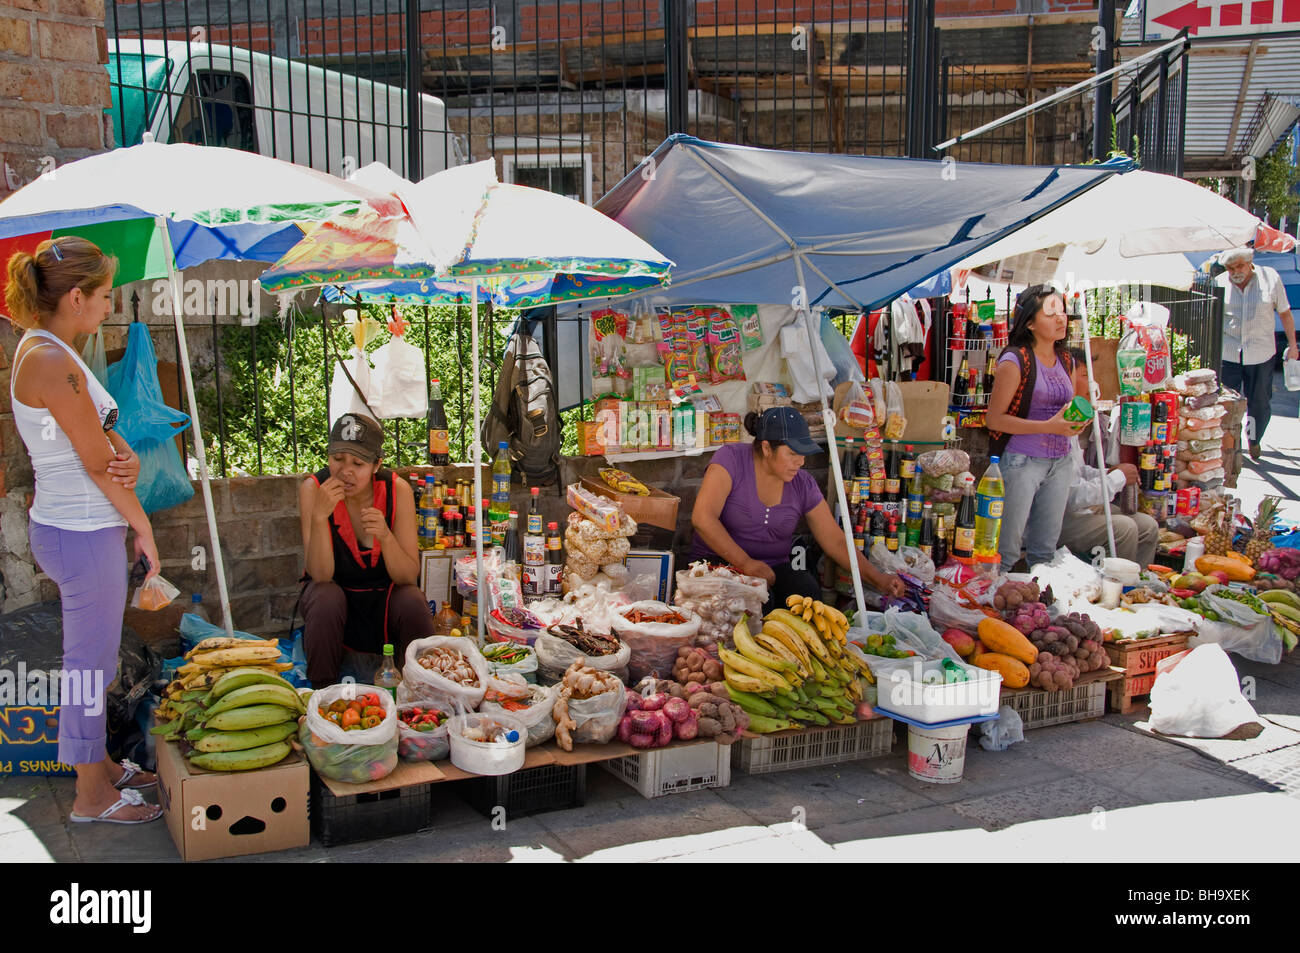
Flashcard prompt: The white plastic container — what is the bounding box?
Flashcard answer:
[448,712,526,776]
[877,659,1002,723]
[1284,358,1300,392]
[907,722,970,783]
[1183,537,1206,573]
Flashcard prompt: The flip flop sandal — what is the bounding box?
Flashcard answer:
[69,788,162,825]
[113,758,157,790]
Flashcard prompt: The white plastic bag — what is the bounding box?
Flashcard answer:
[81,327,108,386]
[533,633,630,684]
[610,601,703,684]
[480,683,558,748]
[928,584,990,634]
[329,348,374,424]
[399,635,489,710]
[1285,358,1300,392]
[1189,587,1283,665]
[1149,644,1261,738]
[1029,548,1102,608]
[979,705,1025,751]
[565,686,629,745]
[300,683,399,782]
[672,564,768,646]
[369,336,428,419]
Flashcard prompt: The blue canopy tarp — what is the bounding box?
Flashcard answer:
[595,135,1128,311]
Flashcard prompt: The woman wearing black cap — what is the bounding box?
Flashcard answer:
[691,406,905,613]
[298,412,436,686]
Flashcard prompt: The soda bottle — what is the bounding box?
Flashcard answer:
[899,444,917,481]
[374,643,403,700]
[918,502,935,560]
[1140,441,1157,491]
[932,515,948,566]
[870,504,887,550]
[466,505,478,549]
[893,516,907,553]
[490,441,512,524]
[974,457,1005,560]
[905,463,925,545]
[418,476,436,550]
[953,477,976,560]
[841,438,858,505]
[427,378,450,466]
[188,593,211,624]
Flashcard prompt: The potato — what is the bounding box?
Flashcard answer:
[697,717,722,738]
[677,646,694,659]
[702,660,723,681]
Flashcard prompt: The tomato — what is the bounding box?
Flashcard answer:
[329,700,348,714]
[362,705,384,720]
[341,708,361,728]
[360,715,382,729]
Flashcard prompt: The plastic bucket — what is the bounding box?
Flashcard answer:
[907,723,970,784]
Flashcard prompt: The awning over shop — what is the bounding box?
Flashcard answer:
[594,135,1127,312]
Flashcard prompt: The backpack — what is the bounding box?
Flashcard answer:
[481,325,561,486]
[987,346,1075,458]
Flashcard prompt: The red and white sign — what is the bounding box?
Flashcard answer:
[1255,223,1298,252]
[1144,0,1300,39]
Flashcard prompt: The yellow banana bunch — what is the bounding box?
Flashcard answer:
[783,594,849,645]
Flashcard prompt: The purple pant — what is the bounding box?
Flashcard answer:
[28,521,127,767]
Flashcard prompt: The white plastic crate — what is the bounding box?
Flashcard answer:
[1004,679,1107,730]
[732,717,893,775]
[601,741,730,798]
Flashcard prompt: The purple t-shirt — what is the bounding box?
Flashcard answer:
[997,350,1073,459]
[691,443,825,566]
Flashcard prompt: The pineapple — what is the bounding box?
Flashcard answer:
[1245,496,1281,564]
[1202,501,1232,556]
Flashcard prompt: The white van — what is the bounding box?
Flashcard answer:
[106,38,464,176]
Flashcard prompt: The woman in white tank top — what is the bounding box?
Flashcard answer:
[5,236,162,825]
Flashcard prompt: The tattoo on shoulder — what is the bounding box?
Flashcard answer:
[66,373,80,394]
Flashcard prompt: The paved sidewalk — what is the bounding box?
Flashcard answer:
[4,649,1298,863]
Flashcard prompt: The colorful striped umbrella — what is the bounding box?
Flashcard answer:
[0,139,394,636]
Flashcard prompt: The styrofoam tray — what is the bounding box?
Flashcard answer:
[874,659,1002,723]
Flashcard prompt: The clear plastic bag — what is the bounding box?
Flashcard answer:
[300,683,399,782]
[1190,586,1282,664]
[868,542,936,584]
[481,642,539,682]
[978,705,1025,751]
[1177,466,1225,484]
[1177,446,1223,463]
[841,380,876,428]
[609,601,703,684]
[369,336,428,419]
[81,327,108,386]
[916,448,970,476]
[672,564,768,646]
[883,380,907,440]
[1181,391,1221,411]
[399,636,489,710]
[928,584,992,634]
[1179,435,1225,454]
[480,683,557,748]
[328,347,374,424]
[395,701,451,762]
[130,573,180,611]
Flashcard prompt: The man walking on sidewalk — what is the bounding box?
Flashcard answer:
[1216,246,1298,461]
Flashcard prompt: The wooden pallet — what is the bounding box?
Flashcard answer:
[1103,633,1190,714]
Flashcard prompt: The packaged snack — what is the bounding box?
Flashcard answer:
[567,483,622,533]
[733,304,765,351]
[1119,302,1173,393]
[578,420,605,456]
[633,364,667,402]
[590,308,630,380]
[883,381,907,440]
[700,307,746,384]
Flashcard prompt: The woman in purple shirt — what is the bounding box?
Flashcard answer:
[692,407,905,612]
[985,285,1087,572]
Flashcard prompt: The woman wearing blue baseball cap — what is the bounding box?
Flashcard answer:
[692,406,905,611]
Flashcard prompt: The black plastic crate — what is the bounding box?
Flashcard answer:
[460,762,587,819]
[309,771,434,847]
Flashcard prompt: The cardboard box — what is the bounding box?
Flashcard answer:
[580,475,680,531]
[897,380,951,444]
[625,549,676,602]
[156,739,309,861]
[1089,338,1121,401]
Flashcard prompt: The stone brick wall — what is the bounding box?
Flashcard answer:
[0,0,112,200]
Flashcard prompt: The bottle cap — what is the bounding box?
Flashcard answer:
[531,486,539,496]
[505,729,520,744]
[547,521,558,531]
[989,455,1000,464]
[192,593,202,603]
[498,441,508,449]
[383,643,394,655]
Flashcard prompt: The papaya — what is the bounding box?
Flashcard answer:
[972,652,1030,689]
[976,617,1038,666]
[1195,555,1256,582]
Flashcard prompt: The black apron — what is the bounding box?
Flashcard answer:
[304,466,397,654]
